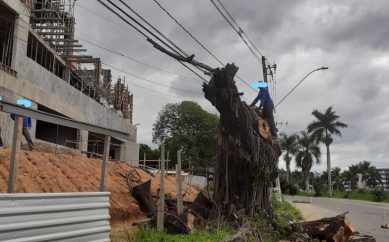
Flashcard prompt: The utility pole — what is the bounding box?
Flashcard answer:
[276,122,288,129]
[143,152,146,169]
[176,149,183,214]
[157,145,165,231]
[261,56,268,83]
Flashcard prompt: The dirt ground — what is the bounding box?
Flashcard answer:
[0,144,199,232]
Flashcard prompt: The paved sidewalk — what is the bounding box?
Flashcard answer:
[285,196,339,221]
[292,203,322,221]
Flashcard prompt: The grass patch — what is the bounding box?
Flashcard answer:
[272,198,302,236]
[297,190,389,203]
[249,198,302,242]
[113,224,233,242]
[112,199,301,242]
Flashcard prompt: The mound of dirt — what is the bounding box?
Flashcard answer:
[0,145,199,232]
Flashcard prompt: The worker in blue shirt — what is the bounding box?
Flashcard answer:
[250,85,277,137]
[10,112,35,151]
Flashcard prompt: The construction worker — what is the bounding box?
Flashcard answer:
[10,101,35,151]
[250,83,277,137]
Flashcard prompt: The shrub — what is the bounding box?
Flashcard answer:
[343,191,351,198]
[288,185,298,195]
[281,183,291,194]
[312,179,324,197]
[371,188,386,202]
[357,188,367,194]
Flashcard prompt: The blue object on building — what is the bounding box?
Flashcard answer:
[16,99,32,107]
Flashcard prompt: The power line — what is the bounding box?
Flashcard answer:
[71,50,202,95]
[215,0,264,57]
[152,0,256,93]
[96,0,209,83]
[76,2,136,34]
[76,2,206,83]
[117,0,188,57]
[110,74,184,99]
[100,61,203,95]
[209,0,262,63]
[153,0,223,65]
[75,32,202,83]
[112,0,210,82]
[11,4,203,99]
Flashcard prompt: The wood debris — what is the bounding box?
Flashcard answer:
[290,212,375,242]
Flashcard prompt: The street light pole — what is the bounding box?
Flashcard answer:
[275,66,328,109]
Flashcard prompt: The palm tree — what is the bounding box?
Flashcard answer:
[279,133,298,183]
[307,106,348,196]
[295,131,321,192]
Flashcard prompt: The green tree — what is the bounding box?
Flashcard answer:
[331,167,343,190]
[139,143,160,160]
[341,169,356,190]
[295,131,321,192]
[307,106,348,196]
[353,161,382,188]
[279,133,298,184]
[289,170,304,189]
[341,161,382,190]
[152,101,218,168]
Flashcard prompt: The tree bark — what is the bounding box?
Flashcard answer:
[203,64,280,217]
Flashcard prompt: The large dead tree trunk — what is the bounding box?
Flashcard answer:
[203,63,280,217]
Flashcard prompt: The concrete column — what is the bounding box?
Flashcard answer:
[120,141,140,166]
[78,130,88,153]
[12,7,29,71]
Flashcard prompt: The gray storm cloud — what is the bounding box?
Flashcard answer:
[75,0,389,171]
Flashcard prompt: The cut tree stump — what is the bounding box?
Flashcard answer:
[203,63,281,217]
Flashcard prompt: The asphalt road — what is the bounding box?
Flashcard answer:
[288,196,389,242]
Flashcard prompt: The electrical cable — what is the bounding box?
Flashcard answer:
[77,2,205,83]
[152,0,257,92]
[75,32,202,83]
[110,74,184,99]
[215,0,264,57]
[96,0,209,83]
[11,4,203,100]
[113,0,211,81]
[100,61,203,94]
[71,50,203,95]
[209,0,262,63]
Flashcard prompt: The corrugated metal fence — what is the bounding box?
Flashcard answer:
[0,192,111,242]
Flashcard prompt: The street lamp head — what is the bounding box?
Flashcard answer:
[320,66,329,70]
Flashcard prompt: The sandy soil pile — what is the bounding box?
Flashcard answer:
[0,144,199,231]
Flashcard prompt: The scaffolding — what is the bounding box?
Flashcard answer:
[0,2,15,74]
[0,1,134,123]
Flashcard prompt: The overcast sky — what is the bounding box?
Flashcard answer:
[74,0,389,172]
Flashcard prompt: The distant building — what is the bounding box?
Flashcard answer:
[377,168,389,191]
[0,1,138,161]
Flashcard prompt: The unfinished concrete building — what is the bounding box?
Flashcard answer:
[0,0,138,161]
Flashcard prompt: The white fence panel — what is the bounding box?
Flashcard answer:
[0,192,110,242]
